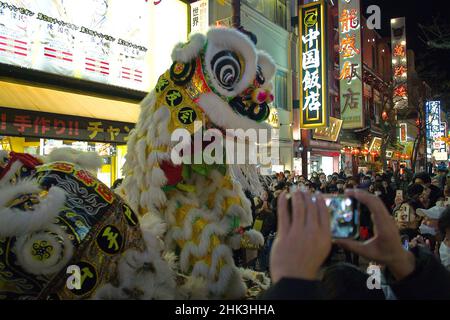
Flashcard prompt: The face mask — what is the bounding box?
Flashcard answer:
[337,184,344,189]
[375,191,382,196]
[419,223,436,236]
[439,242,450,267]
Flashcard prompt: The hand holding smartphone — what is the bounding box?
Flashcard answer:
[286,192,360,239]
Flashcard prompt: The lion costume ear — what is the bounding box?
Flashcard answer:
[171,33,207,64]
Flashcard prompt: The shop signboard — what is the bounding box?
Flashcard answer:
[399,123,407,143]
[0,106,133,143]
[191,0,209,34]
[391,17,408,109]
[313,116,343,142]
[0,0,187,92]
[338,0,364,129]
[299,0,329,129]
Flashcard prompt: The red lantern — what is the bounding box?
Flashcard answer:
[351,148,360,155]
[382,111,388,121]
[361,149,369,156]
[370,151,378,157]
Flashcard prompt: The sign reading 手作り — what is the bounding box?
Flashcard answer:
[299,1,328,129]
[0,106,133,143]
[338,0,364,129]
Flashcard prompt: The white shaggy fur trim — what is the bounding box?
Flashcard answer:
[94,248,177,300]
[205,28,257,98]
[46,148,102,172]
[171,33,206,63]
[14,224,74,275]
[239,268,271,290]
[257,50,277,84]
[227,234,242,250]
[0,184,66,237]
[0,161,22,187]
[198,92,271,132]
[244,229,265,247]
[222,267,248,299]
[140,214,167,240]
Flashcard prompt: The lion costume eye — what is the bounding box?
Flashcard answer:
[210,50,242,91]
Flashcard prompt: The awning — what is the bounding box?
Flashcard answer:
[0,80,140,123]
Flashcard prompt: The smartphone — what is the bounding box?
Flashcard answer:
[400,235,409,250]
[323,195,360,239]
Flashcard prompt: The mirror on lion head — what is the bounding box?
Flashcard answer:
[169,27,276,132]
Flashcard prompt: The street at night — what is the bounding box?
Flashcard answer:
[0,0,449,315]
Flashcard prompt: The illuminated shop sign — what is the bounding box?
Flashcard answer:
[299,0,328,129]
[426,101,443,158]
[0,0,188,92]
[0,106,133,143]
[313,117,343,142]
[338,0,363,129]
[399,123,407,143]
[190,0,209,34]
[391,17,408,109]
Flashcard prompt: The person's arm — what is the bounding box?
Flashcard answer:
[260,191,331,300]
[385,246,450,300]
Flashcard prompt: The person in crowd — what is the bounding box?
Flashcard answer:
[413,172,444,208]
[437,164,448,191]
[253,190,277,272]
[336,179,345,194]
[380,179,395,210]
[261,189,450,299]
[320,263,387,300]
[438,208,450,271]
[318,173,328,193]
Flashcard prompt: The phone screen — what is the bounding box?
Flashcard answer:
[323,195,359,239]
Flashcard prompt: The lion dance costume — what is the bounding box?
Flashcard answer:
[0,27,275,300]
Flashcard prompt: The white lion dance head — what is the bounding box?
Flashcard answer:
[121,27,276,299]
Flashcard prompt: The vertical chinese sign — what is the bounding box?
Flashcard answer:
[190,0,209,34]
[399,123,407,143]
[338,0,363,129]
[426,101,443,160]
[299,1,328,129]
[391,17,408,109]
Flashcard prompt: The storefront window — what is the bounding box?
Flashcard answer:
[243,0,287,29]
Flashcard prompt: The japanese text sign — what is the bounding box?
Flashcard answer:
[339,0,363,129]
[0,107,133,143]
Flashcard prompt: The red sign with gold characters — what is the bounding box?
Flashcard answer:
[391,17,408,109]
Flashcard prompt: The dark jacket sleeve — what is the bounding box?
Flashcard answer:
[386,246,450,300]
[259,278,324,300]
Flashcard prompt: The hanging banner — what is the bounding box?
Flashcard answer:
[299,0,328,129]
[338,0,363,129]
[190,0,209,34]
[399,122,407,143]
[391,17,408,109]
